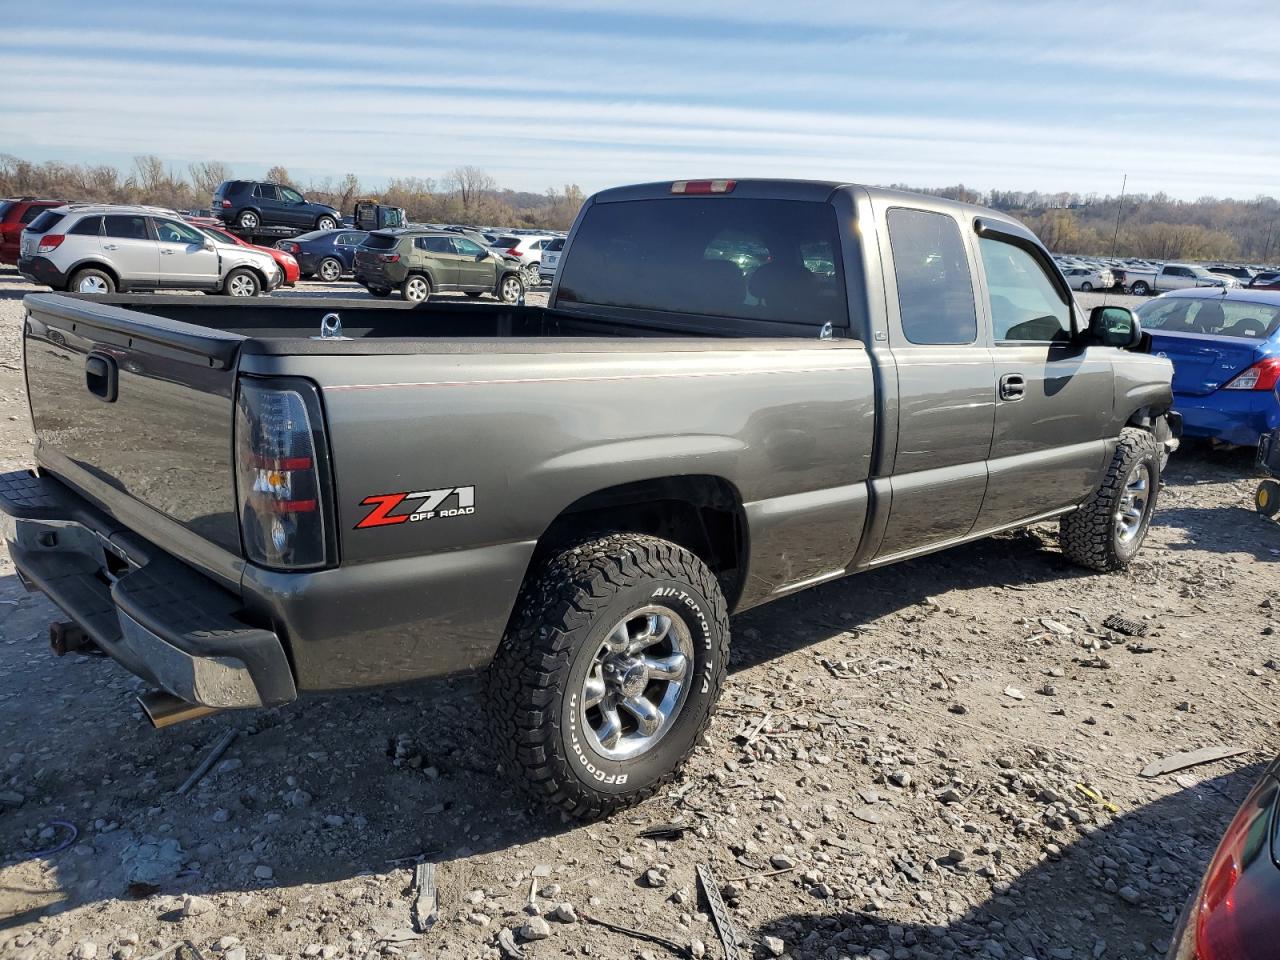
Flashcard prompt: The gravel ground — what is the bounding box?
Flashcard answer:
[0,270,1276,960]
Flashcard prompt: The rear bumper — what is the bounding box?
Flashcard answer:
[17,256,68,289]
[1174,389,1280,446]
[0,469,296,709]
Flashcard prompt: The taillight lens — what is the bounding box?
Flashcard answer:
[37,234,65,253]
[1224,358,1280,391]
[279,242,299,254]
[221,199,232,208]
[671,179,736,194]
[234,378,333,570]
[506,247,522,257]
[380,253,399,263]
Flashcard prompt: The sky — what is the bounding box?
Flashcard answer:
[3,0,1279,201]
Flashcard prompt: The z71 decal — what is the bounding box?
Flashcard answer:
[355,486,475,529]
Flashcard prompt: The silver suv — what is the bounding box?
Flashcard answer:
[18,204,282,296]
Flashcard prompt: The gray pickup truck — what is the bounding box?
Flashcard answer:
[1,179,1179,818]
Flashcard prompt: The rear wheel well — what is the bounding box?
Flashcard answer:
[68,262,120,289]
[531,476,747,609]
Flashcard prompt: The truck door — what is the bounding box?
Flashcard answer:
[973,230,1113,529]
[871,206,995,562]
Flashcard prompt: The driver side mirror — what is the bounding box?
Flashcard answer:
[1088,305,1143,349]
[203,239,215,251]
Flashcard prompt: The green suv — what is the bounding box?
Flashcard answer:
[353,229,526,303]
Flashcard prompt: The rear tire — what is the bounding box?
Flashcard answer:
[1060,427,1161,571]
[69,268,115,295]
[1130,280,1150,296]
[237,210,260,231]
[401,275,431,303]
[1081,281,1093,292]
[318,257,342,282]
[317,216,338,231]
[223,268,261,298]
[486,534,729,819]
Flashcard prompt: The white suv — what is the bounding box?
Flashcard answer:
[18,204,282,296]
[488,233,558,285]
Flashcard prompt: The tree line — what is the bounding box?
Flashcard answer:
[893,183,1280,263]
[0,155,587,231]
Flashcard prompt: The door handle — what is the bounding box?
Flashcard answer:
[103,244,118,250]
[161,249,176,255]
[999,373,1026,401]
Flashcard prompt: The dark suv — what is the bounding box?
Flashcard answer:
[212,180,341,234]
[353,229,526,303]
[0,198,69,264]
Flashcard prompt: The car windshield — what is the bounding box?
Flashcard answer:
[360,233,400,250]
[1138,297,1280,340]
[557,196,848,328]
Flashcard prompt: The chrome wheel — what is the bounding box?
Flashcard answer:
[239,212,259,230]
[500,276,522,303]
[318,216,337,230]
[580,605,693,761]
[319,258,341,281]
[405,277,430,302]
[77,275,109,294]
[1115,462,1151,544]
[228,274,257,297]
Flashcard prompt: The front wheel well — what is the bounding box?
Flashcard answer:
[530,476,748,610]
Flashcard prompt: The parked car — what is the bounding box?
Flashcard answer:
[0,179,1177,819]
[538,237,565,283]
[1167,754,1279,959]
[1207,264,1255,285]
[1137,288,1280,446]
[212,180,341,234]
[17,204,282,296]
[202,225,300,287]
[1124,263,1233,296]
[1061,265,1114,291]
[1248,271,1280,289]
[353,228,525,302]
[0,198,68,264]
[275,229,368,281]
[352,201,405,232]
[488,234,557,284]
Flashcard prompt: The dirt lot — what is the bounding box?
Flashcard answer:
[1,270,1277,960]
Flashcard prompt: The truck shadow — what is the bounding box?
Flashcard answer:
[749,762,1262,959]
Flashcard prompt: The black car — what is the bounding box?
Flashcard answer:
[212,180,341,233]
[276,229,369,281]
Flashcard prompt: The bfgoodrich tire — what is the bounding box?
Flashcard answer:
[1060,427,1161,571]
[487,534,729,819]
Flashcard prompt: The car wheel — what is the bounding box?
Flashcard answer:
[69,268,115,295]
[523,264,540,286]
[401,275,431,303]
[318,257,342,282]
[1080,281,1093,291]
[1257,479,1280,518]
[224,268,261,298]
[317,216,338,231]
[1130,281,1150,296]
[499,273,525,304]
[237,210,260,230]
[486,533,729,819]
[368,287,391,298]
[1059,427,1161,571]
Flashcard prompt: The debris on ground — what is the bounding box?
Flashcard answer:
[411,860,438,933]
[1103,612,1149,636]
[1140,746,1250,778]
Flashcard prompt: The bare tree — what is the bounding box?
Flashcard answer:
[265,165,293,187]
[189,160,232,196]
[445,166,496,213]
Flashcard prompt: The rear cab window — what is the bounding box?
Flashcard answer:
[556,197,848,329]
[885,207,977,345]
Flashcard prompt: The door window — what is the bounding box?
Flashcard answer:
[885,208,978,345]
[254,184,280,201]
[417,236,454,253]
[153,219,205,244]
[280,187,304,205]
[103,215,150,240]
[336,232,363,245]
[452,238,486,256]
[979,237,1072,342]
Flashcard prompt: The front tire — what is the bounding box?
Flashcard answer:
[1080,281,1093,292]
[318,257,342,282]
[498,273,524,304]
[317,216,338,231]
[223,268,261,298]
[487,534,729,819]
[69,268,115,295]
[1060,427,1161,571]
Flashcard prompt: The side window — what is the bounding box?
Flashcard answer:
[978,237,1072,342]
[418,236,454,253]
[885,208,978,345]
[68,216,103,236]
[103,215,151,241]
[280,187,304,204]
[254,184,280,201]
[153,219,204,244]
[453,238,485,256]
[337,232,361,246]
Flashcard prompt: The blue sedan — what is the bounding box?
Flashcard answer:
[276,229,368,282]
[1137,288,1280,446]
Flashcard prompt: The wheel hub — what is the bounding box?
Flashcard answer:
[605,657,650,698]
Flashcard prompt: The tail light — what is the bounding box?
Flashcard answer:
[279,242,300,254]
[37,234,65,253]
[506,247,522,257]
[672,179,736,194]
[1169,779,1280,960]
[1224,358,1280,391]
[220,199,232,208]
[380,253,399,263]
[234,378,335,570]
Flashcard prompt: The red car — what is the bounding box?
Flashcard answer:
[0,198,68,265]
[202,224,299,286]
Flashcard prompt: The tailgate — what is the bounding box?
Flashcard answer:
[1148,330,1261,396]
[23,294,246,558]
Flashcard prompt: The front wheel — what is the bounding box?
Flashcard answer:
[1080,281,1093,292]
[1060,427,1161,571]
[498,273,524,304]
[487,534,729,819]
[318,257,342,282]
[223,268,261,298]
[316,216,338,231]
[1130,280,1150,296]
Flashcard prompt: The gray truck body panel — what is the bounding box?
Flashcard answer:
[4,180,1174,705]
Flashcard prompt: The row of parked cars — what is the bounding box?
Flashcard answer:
[1054,252,1280,295]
